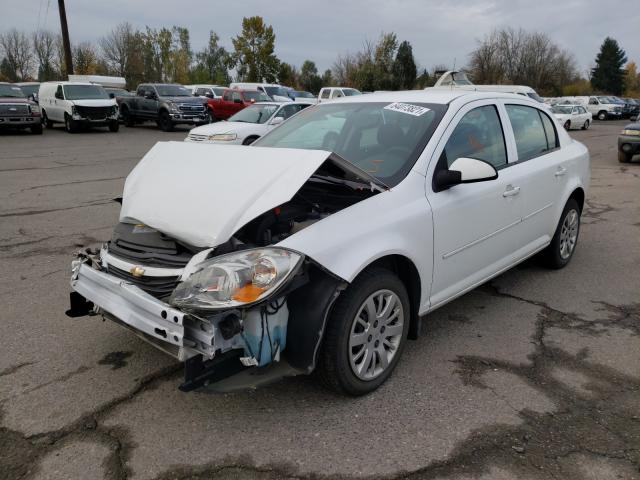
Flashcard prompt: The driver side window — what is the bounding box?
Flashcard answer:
[441,105,507,169]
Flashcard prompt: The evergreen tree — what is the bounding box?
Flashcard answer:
[393,41,417,90]
[591,37,627,95]
[232,16,280,82]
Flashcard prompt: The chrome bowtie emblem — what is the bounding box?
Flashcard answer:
[129,266,145,278]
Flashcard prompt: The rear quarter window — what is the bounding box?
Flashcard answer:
[505,105,558,161]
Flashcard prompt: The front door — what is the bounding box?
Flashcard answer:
[427,101,525,308]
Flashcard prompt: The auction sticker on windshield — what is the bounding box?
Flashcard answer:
[384,102,430,116]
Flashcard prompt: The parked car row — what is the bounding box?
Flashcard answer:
[544,95,640,120]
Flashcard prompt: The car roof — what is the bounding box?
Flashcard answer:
[326,89,535,105]
[41,81,97,86]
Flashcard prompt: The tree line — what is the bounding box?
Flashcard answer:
[0,17,637,97]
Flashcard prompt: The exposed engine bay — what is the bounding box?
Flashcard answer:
[69,153,380,391]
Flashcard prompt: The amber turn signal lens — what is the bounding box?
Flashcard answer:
[231,284,265,303]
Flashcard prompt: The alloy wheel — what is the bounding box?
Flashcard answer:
[559,209,579,260]
[348,289,404,381]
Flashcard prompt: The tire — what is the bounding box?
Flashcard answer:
[541,198,581,269]
[582,120,589,130]
[158,111,174,131]
[242,136,259,145]
[564,120,571,130]
[31,124,43,134]
[207,110,217,123]
[597,111,607,121]
[108,120,119,132]
[618,150,632,163]
[64,114,77,133]
[42,110,54,129]
[121,107,135,127]
[316,267,410,396]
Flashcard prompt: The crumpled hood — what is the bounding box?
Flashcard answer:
[71,99,117,107]
[119,142,331,247]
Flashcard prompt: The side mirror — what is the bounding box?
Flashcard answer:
[434,157,498,192]
[271,116,284,125]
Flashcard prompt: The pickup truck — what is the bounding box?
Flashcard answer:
[206,88,270,122]
[120,83,208,131]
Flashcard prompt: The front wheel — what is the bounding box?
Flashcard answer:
[618,151,632,163]
[108,120,119,132]
[31,124,43,134]
[42,110,54,129]
[207,110,217,123]
[64,114,77,133]
[541,198,581,269]
[317,268,410,396]
[564,120,571,130]
[582,120,590,130]
[158,111,174,132]
[597,111,607,121]
[121,107,135,127]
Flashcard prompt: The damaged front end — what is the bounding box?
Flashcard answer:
[67,143,380,392]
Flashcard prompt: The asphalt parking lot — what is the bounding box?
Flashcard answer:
[1,119,638,480]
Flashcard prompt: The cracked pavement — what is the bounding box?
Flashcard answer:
[0,121,638,479]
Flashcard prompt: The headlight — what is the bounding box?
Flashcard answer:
[208,133,237,141]
[167,102,179,112]
[169,248,303,310]
[621,129,640,136]
[30,104,40,113]
[71,105,78,115]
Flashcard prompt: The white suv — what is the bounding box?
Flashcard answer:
[39,81,119,133]
[68,91,589,396]
[318,87,362,102]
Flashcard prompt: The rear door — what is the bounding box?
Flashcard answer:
[428,101,526,308]
[502,102,565,250]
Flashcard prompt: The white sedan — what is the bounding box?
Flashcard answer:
[68,90,589,396]
[552,104,591,130]
[185,101,313,145]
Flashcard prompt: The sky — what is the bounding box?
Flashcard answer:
[5,0,639,76]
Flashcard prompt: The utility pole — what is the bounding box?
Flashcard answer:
[57,0,74,75]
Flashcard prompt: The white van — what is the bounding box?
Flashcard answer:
[229,83,292,102]
[430,70,545,103]
[569,96,624,120]
[39,81,119,133]
[318,87,362,102]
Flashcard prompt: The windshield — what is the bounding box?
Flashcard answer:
[155,85,191,97]
[343,88,362,96]
[18,84,38,97]
[552,106,573,114]
[243,91,271,102]
[0,84,26,98]
[264,86,288,98]
[254,102,446,186]
[229,104,278,124]
[597,96,614,104]
[63,85,109,100]
[526,91,544,103]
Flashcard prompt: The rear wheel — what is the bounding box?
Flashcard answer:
[582,120,590,130]
[158,111,174,131]
[108,120,119,132]
[597,111,607,121]
[42,110,54,129]
[317,268,410,396]
[31,124,43,134]
[64,114,77,133]
[541,198,581,269]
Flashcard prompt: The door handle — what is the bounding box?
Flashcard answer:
[503,185,520,197]
[555,167,568,177]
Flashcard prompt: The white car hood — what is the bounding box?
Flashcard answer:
[189,121,265,137]
[70,99,117,107]
[119,142,331,247]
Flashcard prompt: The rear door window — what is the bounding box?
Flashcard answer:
[320,89,331,99]
[505,105,556,161]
